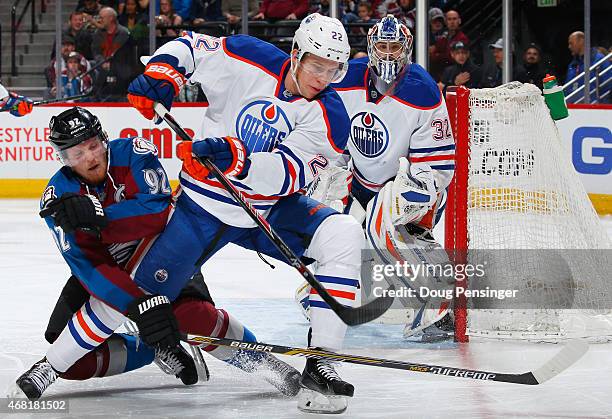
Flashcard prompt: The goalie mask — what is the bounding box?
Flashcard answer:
[367,15,413,85]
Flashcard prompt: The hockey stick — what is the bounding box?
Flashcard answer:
[153,103,394,326]
[185,333,588,385]
[31,90,94,106]
[0,91,93,113]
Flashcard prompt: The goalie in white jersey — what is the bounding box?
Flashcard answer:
[300,15,456,340]
[127,14,362,413]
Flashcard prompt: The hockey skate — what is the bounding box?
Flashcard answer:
[154,345,199,385]
[298,357,354,414]
[12,358,58,400]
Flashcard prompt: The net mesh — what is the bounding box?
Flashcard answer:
[463,82,612,342]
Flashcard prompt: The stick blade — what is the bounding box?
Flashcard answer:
[337,292,395,326]
[531,339,589,384]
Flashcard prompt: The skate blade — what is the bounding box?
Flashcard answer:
[297,388,348,414]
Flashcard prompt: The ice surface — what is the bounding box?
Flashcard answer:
[1,200,611,418]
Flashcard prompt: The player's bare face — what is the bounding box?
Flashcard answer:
[295,54,341,99]
[64,137,108,185]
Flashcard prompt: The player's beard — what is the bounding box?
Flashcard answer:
[74,152,108,186]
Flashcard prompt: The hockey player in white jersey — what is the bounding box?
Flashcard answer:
[299,15,456,340]
[127,14,362,413]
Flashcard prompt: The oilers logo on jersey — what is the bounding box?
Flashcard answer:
[235,101,291,153]
[349,111,389,158]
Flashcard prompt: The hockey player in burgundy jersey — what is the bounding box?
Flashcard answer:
[298,16,456,341]
[127,13,362,413]
[13,107,300,401]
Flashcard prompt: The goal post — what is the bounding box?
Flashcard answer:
[444,82,612,343]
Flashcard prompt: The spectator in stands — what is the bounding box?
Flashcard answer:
[356,1,376,24]
[439,40,481,93]
[55,12,93,60]
[344,1,375,48]
[78,0,104,31]
[514,43,546,90]
[92,7,138,99]
[118,0,149,14]
[565,31,611,103]
[119,0,148,32]
[222,0,258,25]
[92,7,130,67]
[160,0,192,21]
[353,51,368,59]
[50,52,94,100]
[481,37,503,88]
[156,0,183,37]
[443,9,469,63]
[46,37,92,89]
[378,0,414,30]
[120,0,148,56]
[340,0,358,23]
[311,0,330,16]
[428,7,448,82]
[253,0,309,21]
[78,0,119,10]
[191,0,223,25]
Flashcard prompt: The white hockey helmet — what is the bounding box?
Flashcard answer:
[291,13,351,83]
[367,15,413,84]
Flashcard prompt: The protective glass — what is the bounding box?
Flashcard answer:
[58,136,107,167]
[300,60,346,84]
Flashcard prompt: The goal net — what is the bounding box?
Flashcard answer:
[444,82,612,343]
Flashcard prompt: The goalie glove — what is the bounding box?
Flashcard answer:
[305,165,352,213]
[390,158,437,226]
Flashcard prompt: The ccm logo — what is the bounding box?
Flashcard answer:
[146,64,185,90]
[572,126,612,175]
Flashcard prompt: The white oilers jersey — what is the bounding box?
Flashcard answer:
[332,58,455,212]
[150,33,350,227]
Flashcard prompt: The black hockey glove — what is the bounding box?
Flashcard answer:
[127,294,181,350]
[40,193,108,235]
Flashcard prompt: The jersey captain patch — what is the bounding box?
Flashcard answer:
[235,100,291,153]
[349,111,389,158]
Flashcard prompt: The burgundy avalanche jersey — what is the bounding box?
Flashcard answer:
[40,138,172,313]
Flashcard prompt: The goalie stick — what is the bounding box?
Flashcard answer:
[184,333,588,385]
[153,103,394,326]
